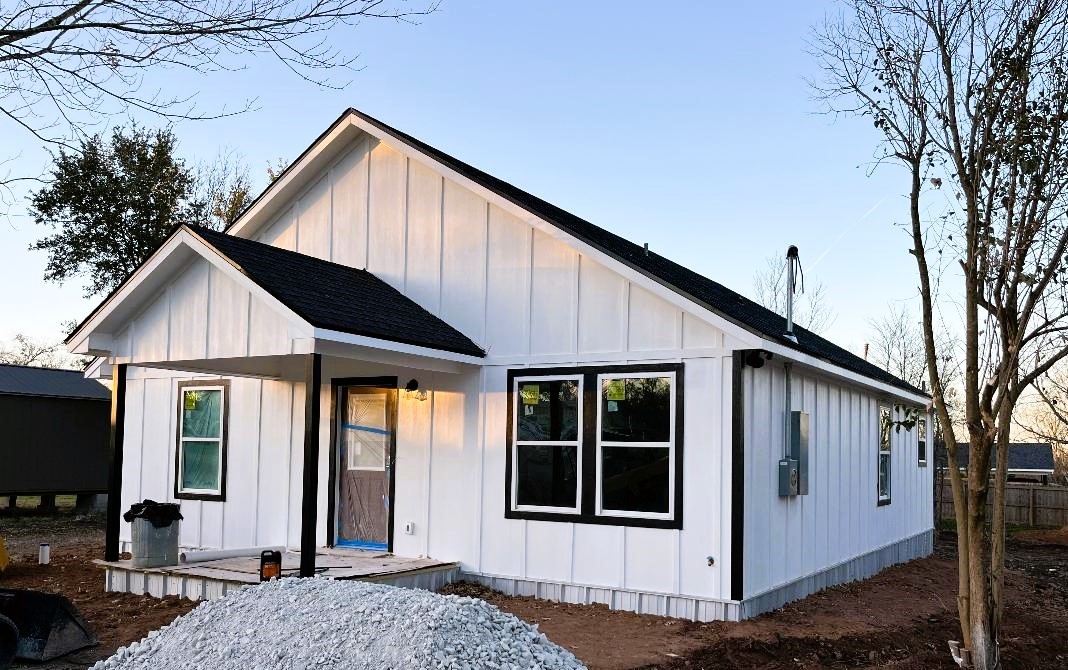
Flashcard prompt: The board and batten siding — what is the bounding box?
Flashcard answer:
[741,362,933,599]
[243,131,745,603]
[109,256,305,365]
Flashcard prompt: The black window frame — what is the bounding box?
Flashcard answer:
[504,363,684,529]
[877,403,892,506]
[174,379,230,501]
[917,414,928,467]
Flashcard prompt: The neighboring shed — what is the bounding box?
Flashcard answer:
[944,442,1056,483]
[0,364,111,501]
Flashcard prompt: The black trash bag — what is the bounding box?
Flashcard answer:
[122,499,183,528]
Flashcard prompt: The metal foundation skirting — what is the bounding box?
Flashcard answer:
[459,573,744,622]
[738,528,935,619]
[461,528,934,623]
[103,563,460,602]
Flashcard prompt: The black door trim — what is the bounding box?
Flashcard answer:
[327,376,398,551]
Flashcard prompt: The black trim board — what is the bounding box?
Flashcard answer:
[326,376,399,551]
[173,379,230,502]
[730,352,746,602]
[104,363,127,562]
[299,354,323,578]
[504,363,684,530]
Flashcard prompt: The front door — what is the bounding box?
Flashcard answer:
[335,384,395,550]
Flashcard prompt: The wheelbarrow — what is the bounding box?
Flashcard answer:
[0,589,97,669]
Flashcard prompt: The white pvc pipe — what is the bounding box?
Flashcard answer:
[179,546,286,564]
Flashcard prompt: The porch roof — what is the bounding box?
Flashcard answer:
[187,226,484,357]
[68,225,485,361]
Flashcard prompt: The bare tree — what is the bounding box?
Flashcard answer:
[1015,367,1068,483]
[814,2,1068,668]
[0,1,433,190]
[753,254,836,334]
[190,149,253,229]
[868,302,962,413]
[0,333,80,368]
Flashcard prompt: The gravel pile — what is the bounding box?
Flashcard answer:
[90,577,586,670]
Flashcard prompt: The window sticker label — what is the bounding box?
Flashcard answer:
[607,400,618,412]
[520,384,540,405]
[184,392,198,411]
[605,379,626,401]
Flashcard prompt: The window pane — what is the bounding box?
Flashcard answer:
[602,446,670,513]
[600,377,671,442]
[343,392,388,470]
[879,406,892,452]
[183,389,222,438]
[516,444,578,508]
[517,380,579,441]
[182,440,220,491]
[879,453,891,498]
[917,417,927,461]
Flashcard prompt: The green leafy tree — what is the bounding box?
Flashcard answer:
[31,125,212,297]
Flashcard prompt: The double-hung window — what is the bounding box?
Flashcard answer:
[511,375,583,514]
[506,364,682,528]
[877,404,892,505]
[175,381,229,500]
[917,415,928,466]
[596,372,676,520]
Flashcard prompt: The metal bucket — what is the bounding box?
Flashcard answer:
[0,589,98,663]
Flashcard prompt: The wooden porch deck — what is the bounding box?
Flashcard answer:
[95,548,459,601]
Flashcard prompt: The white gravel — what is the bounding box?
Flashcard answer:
[90,577,586,670]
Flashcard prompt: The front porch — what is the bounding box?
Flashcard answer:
[95,547,459,601]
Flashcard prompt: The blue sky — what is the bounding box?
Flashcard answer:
[0,1,927,354]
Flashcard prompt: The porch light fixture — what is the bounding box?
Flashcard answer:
[404,378,427,402]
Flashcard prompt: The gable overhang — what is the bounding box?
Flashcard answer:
[66,227,481,373]
[66,227,311,358]
[224,110,928,399]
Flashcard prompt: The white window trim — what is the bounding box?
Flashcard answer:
[595,370,676,521]
[511,374,584,515]
[878,404,892,503]
[177,385,226,496]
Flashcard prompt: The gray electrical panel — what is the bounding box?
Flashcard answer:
[778,458,799,496]
[791,411,810,495]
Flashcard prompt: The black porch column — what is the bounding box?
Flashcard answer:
[299,353,323,577]
[104,363,128,561]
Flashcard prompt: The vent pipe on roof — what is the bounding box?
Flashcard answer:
[784,245,800,343]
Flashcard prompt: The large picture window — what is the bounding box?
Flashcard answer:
[175,381,229,500]
[505,364,683,529]
[878,404,892,505]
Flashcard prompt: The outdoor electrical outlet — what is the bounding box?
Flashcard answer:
[404,522,415,535]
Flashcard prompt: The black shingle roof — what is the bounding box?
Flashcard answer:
[951,443,1056,472]
[346,110,924,397]
[188,226,485,358]
[0,364,110,400]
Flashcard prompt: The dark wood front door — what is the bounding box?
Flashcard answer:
[335,384,395,550]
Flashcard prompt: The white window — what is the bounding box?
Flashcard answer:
[596,371,676,520]
[878,404,892,504]
[917,414,928,466]
[510,375,583,514]
[176,382,228,499]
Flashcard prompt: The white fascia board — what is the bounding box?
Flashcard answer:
[309,329,484,369]
[760,339,930,406]
[344,115,763,348]
[227,120,360,238]
[68,228,313,356]
[226,112,761,348]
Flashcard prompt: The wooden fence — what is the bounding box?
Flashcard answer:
[937,481,1068,527]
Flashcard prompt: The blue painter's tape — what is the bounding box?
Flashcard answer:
[341,423,390,435]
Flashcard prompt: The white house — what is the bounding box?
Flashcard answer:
[67,109,934,621]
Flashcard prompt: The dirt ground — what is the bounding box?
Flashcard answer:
[1,514,1065,669]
